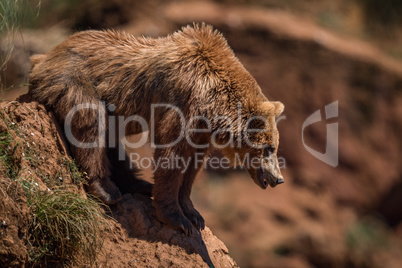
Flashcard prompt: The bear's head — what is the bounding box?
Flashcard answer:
[221,100,285,189]
[180,23,285,188]
[247,101,284,189]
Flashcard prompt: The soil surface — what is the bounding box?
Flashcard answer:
[0,101,236,268]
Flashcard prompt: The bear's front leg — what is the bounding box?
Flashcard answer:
[152,148,194,236]
[179,154,206,231]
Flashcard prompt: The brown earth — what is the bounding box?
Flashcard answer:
[1,0,402,267]
[0,101,236,268]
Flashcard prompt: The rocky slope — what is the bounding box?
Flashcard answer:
[0,101,236,268]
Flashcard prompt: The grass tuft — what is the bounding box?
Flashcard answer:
[0,130,20,179]
[0,0,40,89]
[0,0,20,76]
[59,157,86,185]
[1,99,110,267]
[345,216,389,266]
[27,189,112,266]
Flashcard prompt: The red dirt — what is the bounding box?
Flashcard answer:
[0,101,237,267]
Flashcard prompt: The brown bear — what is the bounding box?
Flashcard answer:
[28,24,285,236]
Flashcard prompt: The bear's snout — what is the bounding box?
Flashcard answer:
[254,168,284,189]
[270,176,285,188]
[276,177,285,185]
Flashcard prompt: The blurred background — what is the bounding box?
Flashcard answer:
[1,0,402,267]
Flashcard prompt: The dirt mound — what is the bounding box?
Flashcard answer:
[0,100,83,267]
[0,101,236,267]
[102,193,236,267]
[0,171,29,267]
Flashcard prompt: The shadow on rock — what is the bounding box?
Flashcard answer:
[110,193,235,268]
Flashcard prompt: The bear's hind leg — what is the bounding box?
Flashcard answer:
[57,91,122,204]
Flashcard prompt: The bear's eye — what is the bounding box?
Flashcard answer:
[264,146,275,156]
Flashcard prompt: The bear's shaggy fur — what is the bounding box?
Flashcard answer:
[29,24,284,235]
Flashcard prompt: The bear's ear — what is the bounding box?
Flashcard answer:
[259,101,284,117]
[272,101,284,117]
[259,101,274,115]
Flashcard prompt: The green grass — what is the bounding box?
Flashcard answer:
[0,0,21,32]
[0,0,40,89]
[26,189,112,266]
[0,0,41,35]
[24,145,41,168]
[346,216,389,266]
[32,157,86,189]
[0,131,20,179]
[0,107,21,179]
[0,0,21,73]
[1,105,111,266]
[58,157,86,185]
